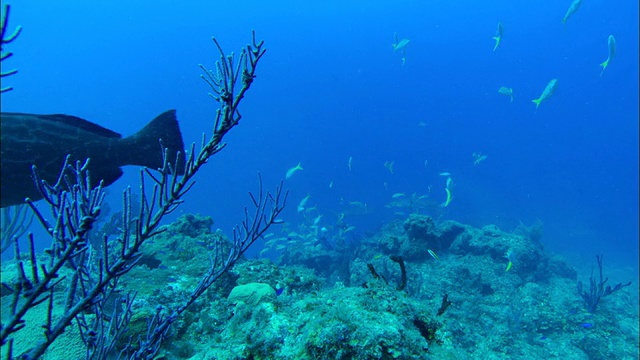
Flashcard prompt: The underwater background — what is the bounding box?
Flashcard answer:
[1,0,638,359]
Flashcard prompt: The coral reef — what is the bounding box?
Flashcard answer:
[15,212,625,359]
[201,281,433,359]
[3,205,636,359]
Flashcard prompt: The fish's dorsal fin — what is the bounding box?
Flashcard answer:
[39,113,122,138]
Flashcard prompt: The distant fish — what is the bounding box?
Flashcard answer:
[392,35,410,52]
[392,193,406,198]
[348,156,353,171]
[285,162,303,179]
[440,188,452,208]
[428,249,440,261]
[297,194,310,212]
[600,35,616,76]
[472,152,488,165]
[505,249,515,271]
[0,110,185,208]
[492,22,504,52]
[498,87,514,102]
[392,32,410,66]
[439,172,451,177]
[562,0,583,24]
[384,161,394,174]
[440,176,453,207]
[532,79,558,109]
[345,201,368,215]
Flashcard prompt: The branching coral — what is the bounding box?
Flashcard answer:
[1,31,287,359]
[0,4,22,93]
[577,254,631,313]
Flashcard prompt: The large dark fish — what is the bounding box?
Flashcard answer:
[0,110,185,208]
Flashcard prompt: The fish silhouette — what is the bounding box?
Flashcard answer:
[0,110,185,208]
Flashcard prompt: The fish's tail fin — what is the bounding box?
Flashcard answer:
[532,98,541,109]
[122,110,186,174]
[492,36,500,52]
[510,94,514,103]
[599,59,609,76]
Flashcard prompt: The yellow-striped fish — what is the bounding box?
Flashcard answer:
[562,0,583,24]
[600,35,616,76]
[532,79,558,109]
[492,22,504,52]
[286,162,303,179]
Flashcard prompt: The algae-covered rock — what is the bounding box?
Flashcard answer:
[428,220,466,252]
[403,214,439,243]
[169,213,214,238]
[397,215,466,260]
[401,214,440,260]
[227,282,276,306]
[208,281,432,360]
[547,254,577,280]
[233,259,321,296]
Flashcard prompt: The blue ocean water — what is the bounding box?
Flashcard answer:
[2,0,638,274]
